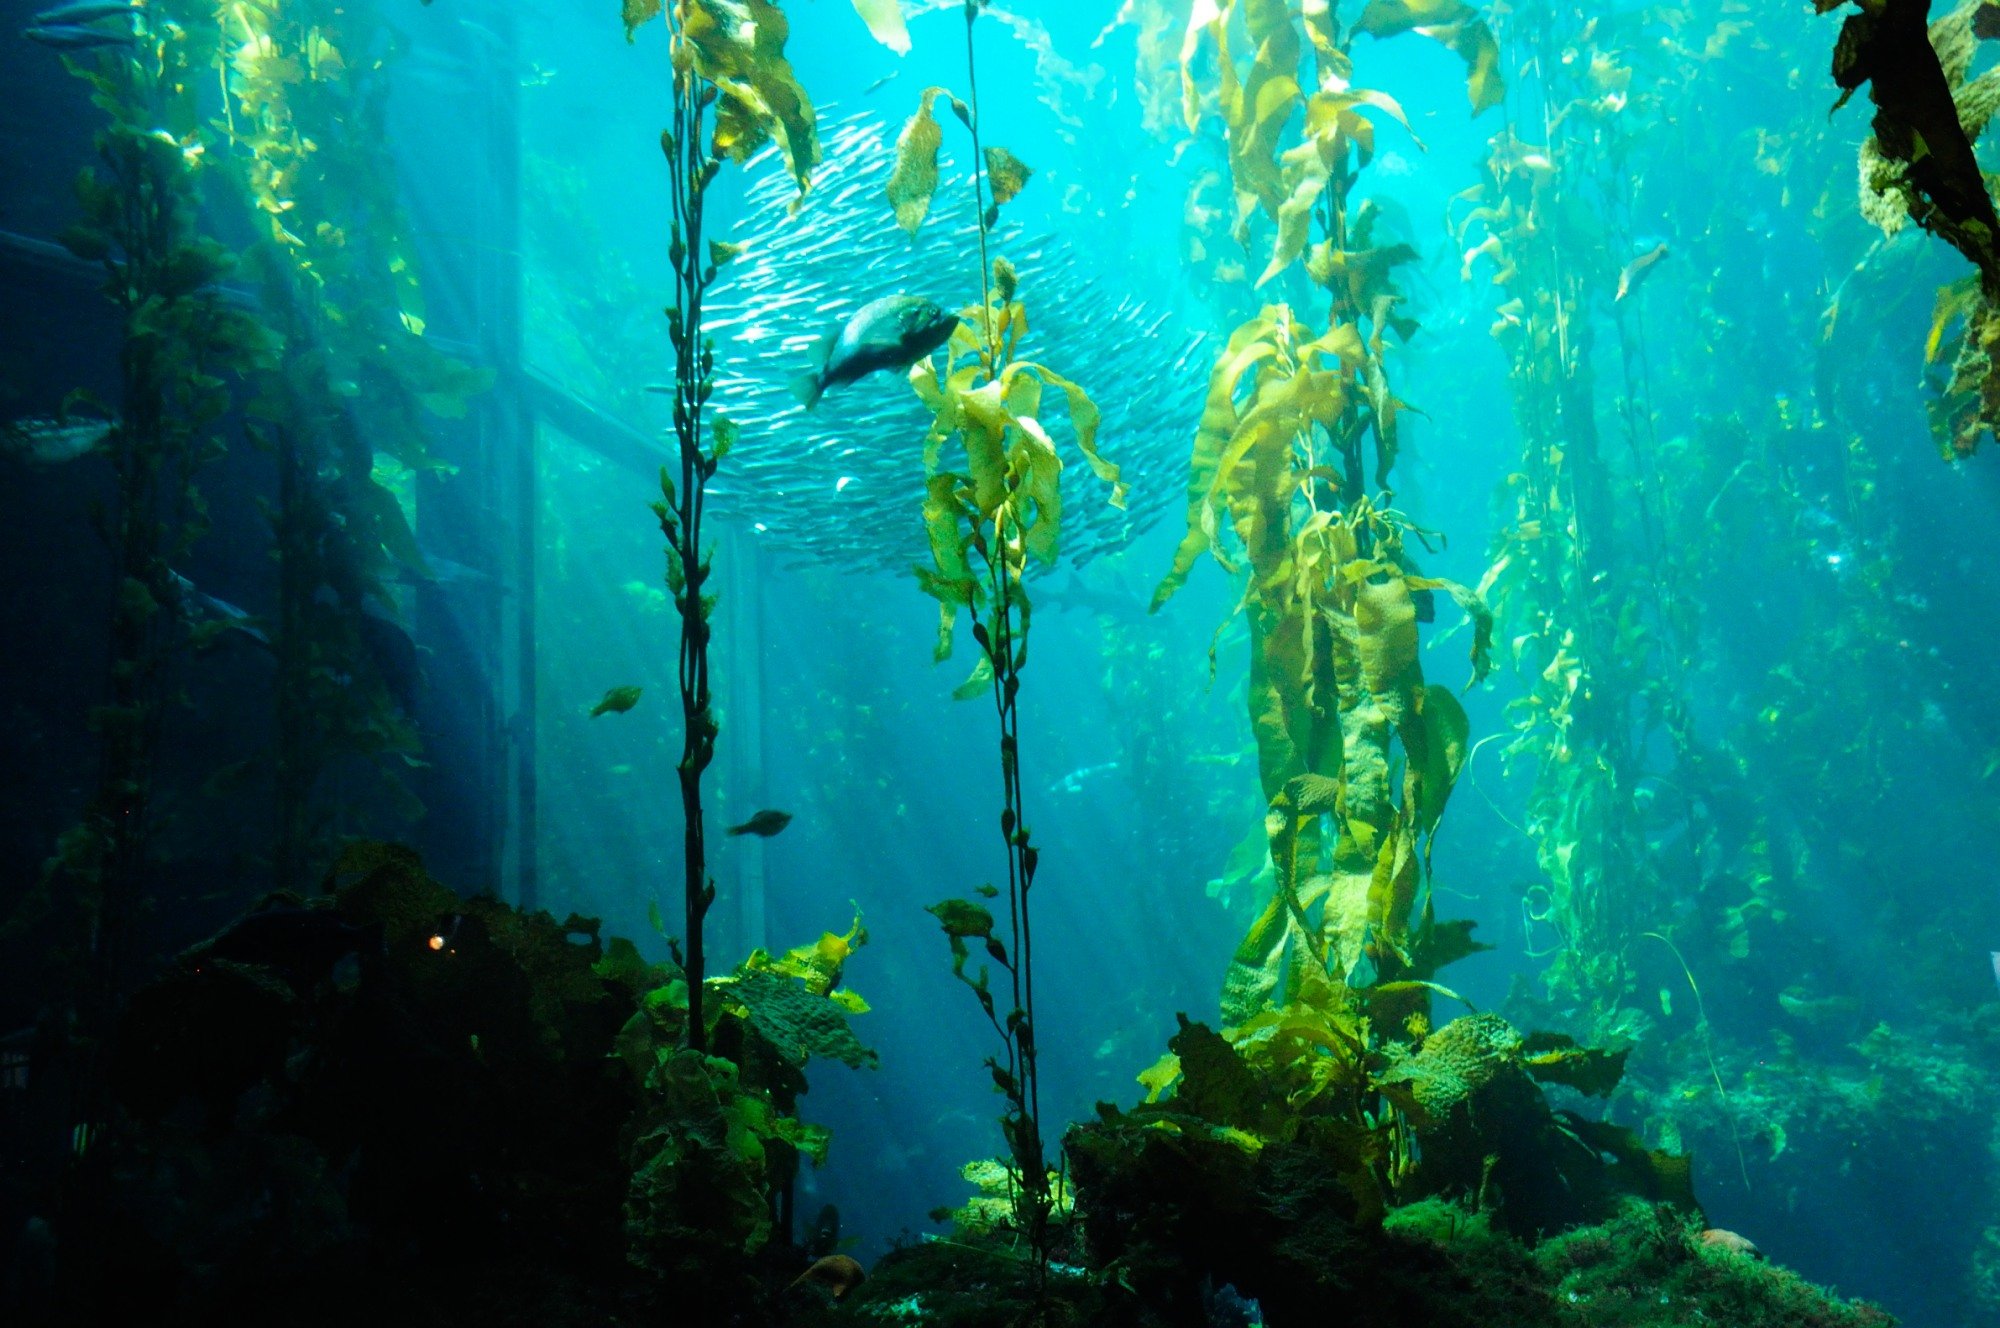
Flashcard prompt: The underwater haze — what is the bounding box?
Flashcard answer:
[2,1,1999,1325]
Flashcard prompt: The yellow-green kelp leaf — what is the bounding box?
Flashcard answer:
[1258,89,1418,286]
[1353,0,1504,115]
[623,0,663,41]
[848,0,910,54]
[1024,362,1124,508]
[985,146,1033,207]
[679,0,821,195]
[1179,0,1228,133]
[909,343,1122,641]
[888,86,950,234]
[915,472,977,659]
[590,685,643,716]
[952,654,995,701]
[1137,1051,1182,1102]
[1406,574,1494,683]
[1411,683,1469,838]
[1519,1031,1626,1097]
[1152,315,1282,610]
[741,907,867,996]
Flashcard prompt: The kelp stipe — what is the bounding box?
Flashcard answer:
[618,907,877,1297]
[901,0,1125,1287]
[615,0,891,1298]
[623,0,818,1054]
[1078,8,1712,1276]
[1456,4,1681,1022]
[31,4,265,1132]
[213,0,482,887]
[1465,0,1969,1240]
[1158,0,1494,1030]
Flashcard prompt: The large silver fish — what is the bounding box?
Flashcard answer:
[1,416,113,464]
[687,112,1208,572]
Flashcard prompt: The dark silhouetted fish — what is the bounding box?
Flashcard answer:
[687,112,1208,571]
[1035,570,1150,620]
[21,0,142,50]
[726,809,793,838]
[20,23,135,48]
[791,294,960,408]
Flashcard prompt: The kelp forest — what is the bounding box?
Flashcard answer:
[1,0,1997,1325]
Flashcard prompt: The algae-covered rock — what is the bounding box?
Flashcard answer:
[62,845,875,1326]
[888,1177,1893,1328]
[1377,1012,1692,1237]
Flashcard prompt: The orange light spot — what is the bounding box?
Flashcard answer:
[428,935,446,951]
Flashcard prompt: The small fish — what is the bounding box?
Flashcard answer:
[726,809,792,838]
[21,23,137,47]
[863,70,899,95]
[1698,1228,1761,1260]
[387,552,497,591]
[1373,149,1416,179]
[1048,760,1119,795]
[591,685,642,716]
[2,416,112,464]
[789,294,961,409]
[1775,985,1858,1023]
[697,111,1207,571]
[1615,241,1670,302]
[1033,572,1147,620]
[786,1253,865,1301]
[169,570,269,646]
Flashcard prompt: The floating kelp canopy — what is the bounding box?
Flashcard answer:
[700,112,1208,571]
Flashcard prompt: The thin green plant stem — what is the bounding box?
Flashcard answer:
[1642,930,1752,1195]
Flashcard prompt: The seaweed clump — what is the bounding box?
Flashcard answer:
[821,1197,1891,1328]
[1058,1000,1680,1321]
[30,843,870,1326]
[817,990,1886,1328]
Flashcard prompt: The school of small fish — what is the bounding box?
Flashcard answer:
[701,112,1208,571]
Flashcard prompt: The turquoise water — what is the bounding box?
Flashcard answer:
[3,2,1998,1324]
